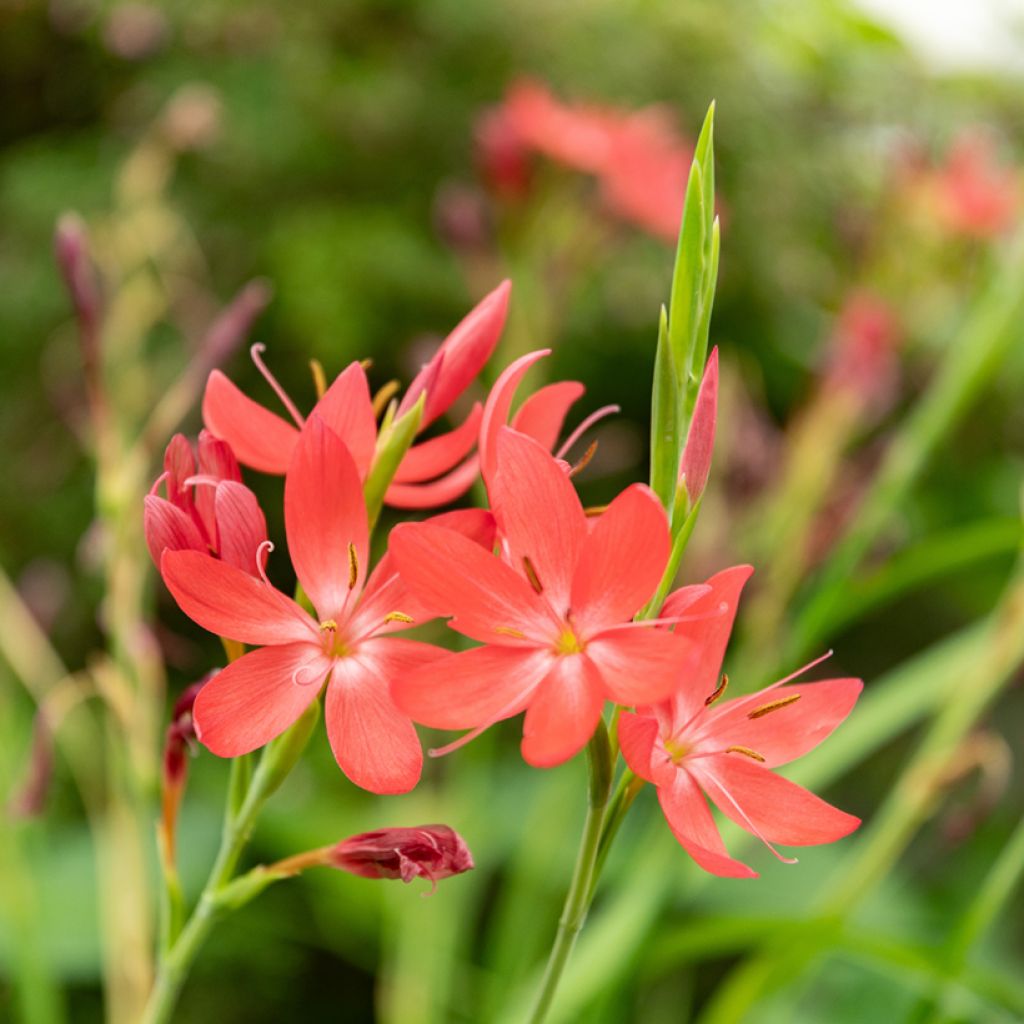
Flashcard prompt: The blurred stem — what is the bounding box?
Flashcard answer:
[527,730,615,1024]
[788,245,1024,664]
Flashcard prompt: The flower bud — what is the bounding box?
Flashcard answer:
[330,825,474,887]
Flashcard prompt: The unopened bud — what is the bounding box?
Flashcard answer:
[330,825,474,889]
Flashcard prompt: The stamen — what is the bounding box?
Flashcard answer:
[319,619,338,632]
[149,470,170,496]
[372,380,401,418]
[522,556,544,595]
[568,439,599,478]
[584,504,609,517]
[182,474,219,489]
[310,358,327,399]
[383,611,415,625]
[747,694,802,719]
[555,403,621,460]
[705,674,728,706]
[255,540,274,584]
[495,626,526,639]
[726,745,766,762]
[360,358,374,371]
[347,543,359,590]
[250,343,305,428]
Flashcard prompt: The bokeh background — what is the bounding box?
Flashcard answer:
[3,0,1024,1021]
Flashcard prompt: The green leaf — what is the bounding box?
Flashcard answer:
[649,305,680,515]
[363,392,425,530]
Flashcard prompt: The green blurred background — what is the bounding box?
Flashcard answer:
[2,0,1024,1021]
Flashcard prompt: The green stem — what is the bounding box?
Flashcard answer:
[527,732,615,1024]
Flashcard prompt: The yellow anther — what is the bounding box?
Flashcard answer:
[705,673,728,706]
[319,619,338,632]
[747,694,802,719]
[568,439,599,478]
[347,543,359,590]
[583,504,609,517]
[495,626,526,639]
[726,745,766,762]
[383,611,415,625]
[360,358,374,371]
[310,358,327,399]
[372,379,402,418]
[522,556,544,595]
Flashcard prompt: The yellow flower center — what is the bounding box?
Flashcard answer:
[554,627,585,656]
[664,737,689,763]
[319,620,350,659]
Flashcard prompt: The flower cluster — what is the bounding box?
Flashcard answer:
[148,281,861,877]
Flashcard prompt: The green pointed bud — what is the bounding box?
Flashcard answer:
[650,304,681,517]
[364,391,425,530]
[587,718,614,808]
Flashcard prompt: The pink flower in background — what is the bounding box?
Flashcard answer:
[618,566,862,877]
[485,79,693,240]
[390,429,696,768]
[932,132,1018,238]
[160,417,493,794]
[144,431,268,576]
[331,825,474,886]
[201,280,511,507]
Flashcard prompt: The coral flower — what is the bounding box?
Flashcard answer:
[390,428,696,768]
[618,566,862,877]
[144,431,268,575]
[933,132,1018,239]
[201,281,511,507]
[160,417,493,793]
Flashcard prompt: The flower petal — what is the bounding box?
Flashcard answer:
[695,678,863,768]
[284,416,369,622]
[195,430,242,541]
[510,381,585,451]
[325,642,436,794]
[193,642,328,757]
[144,496,205,567]
[571,483,670,633]
[693,754,861,847]
[213,481,268,576]
[617,710,661,784]
[392,404,483,484]
[402,280,511,427]
[520,654,605,767]
[391,644,552,729]
[658,770,757,878]
[312,362,377,478]
[389,521,552,643]
[493,428,586,614]
[679,348,718,504]
[586,627,691,705]
[161,549,318,645]
[385,457,480,509]
[479,349,550,486]
[202,370,298,474]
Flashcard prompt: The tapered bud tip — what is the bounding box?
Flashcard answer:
[329,825,474,887]
[54,212,102,334]
[162,675,212,786]
[679,347,719,503]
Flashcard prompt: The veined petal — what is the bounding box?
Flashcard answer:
[284,417,369,622]
[617,711,662,784]
[213,481,268,576]
[406,280,511,427]
[193,642,328,757]
[144,496,206,567]
[163,434,196,507]
[586,628,691,706]
[479,349,550,486]
[520,654,605,767]
[391,644,552,729]
[196,430,242,540]
[325,647,428,795]
[385,457,480,509]
[392,404,483,484]
[571,483,670,633]
[493,428,586,614]
[389,522,552,643]
[312,362,377,478]
[659,770,757,878]
[694,755,861,847]
[202,370,298,474]
[510,381,585,451]
[351,510,497,639]
[161,549,317,645]
[695,678,863,768]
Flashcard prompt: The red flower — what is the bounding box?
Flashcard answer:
[201,281,511,507]
[144,431,268,576]
[330,825,474,886]
[160,417,493,794]
[496,79,692,241]
[390,429,696,768]
[618,566,862,877]
[933,132,1018,239]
